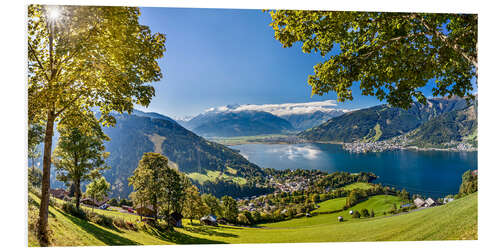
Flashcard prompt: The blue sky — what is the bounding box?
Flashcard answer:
[136,7,458,118]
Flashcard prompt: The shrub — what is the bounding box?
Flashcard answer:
[88,212,113,228]
[112,217,137,231]
[352,210,361,218]
[237,213,250,225]
[61,202,87,220]
[28,205,39,233]
[370,209,375,217]
[109,198,119,207]
[361,208,370,218]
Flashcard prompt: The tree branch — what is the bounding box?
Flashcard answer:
[28,41,50,83]
[418,15,477,68]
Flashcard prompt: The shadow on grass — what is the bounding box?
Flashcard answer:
[60,211,139,246]
[182,224,238,238]
[143,225,228,244]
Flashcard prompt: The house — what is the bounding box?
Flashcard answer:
[349,210,353,215]
[200,215,218,226]
[49,188,70,200]
[168,212,183,227]
[425,198,436,207]
[413,197,426,208]
[135,205,155,217]
[81,197,109,207]
[338,216,344,222]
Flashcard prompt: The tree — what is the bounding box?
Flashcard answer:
[28,166,43,188]
[221,195,238,223]
[128,153,171,221]
[345,189,360,208]
[28,5,165,244]
[268,11,477,109]
[108,198,118,207]
[352,210,361,218]
[85,177,110,212]
[400,188,410,201]
[458,170,478,196]
[53,115,109,209]
[201,193,222,218]
[361,208,370,218]
[183,185,207,224]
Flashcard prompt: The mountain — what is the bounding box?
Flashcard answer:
[184,109,294,137]
[180,101,348,137]
[406,102,477,148]
[299,97,469,143]
[280,110,346,131]
[101,110,265,198]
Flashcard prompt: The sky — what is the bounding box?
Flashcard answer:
[135,7,463,119]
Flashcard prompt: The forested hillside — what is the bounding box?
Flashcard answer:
[407,102,477,148]
[102,111,265,198]
[299,97,469,143]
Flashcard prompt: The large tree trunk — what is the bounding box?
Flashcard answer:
[37,110,55,247]
[75,179,81,210]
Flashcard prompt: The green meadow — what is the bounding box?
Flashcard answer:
[28,192,477,246]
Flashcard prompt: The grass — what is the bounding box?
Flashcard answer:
[181,193,477,243]
[262,195,404,228]
[187,170,247,185]
[28,192,477,246]
[343,182,374,191]
[314,197,347,213]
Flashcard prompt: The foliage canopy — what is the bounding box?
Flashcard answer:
[268,11,477,109]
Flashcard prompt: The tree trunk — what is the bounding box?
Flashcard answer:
[75,179,81,210]
[37,110,55,246]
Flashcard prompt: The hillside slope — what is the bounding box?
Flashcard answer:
[29,192,477,246]
[299,97,469,143]
[407,103,477,148]
[102,111,264,198]
[185,110,294,137]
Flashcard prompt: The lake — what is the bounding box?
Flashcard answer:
[230,143,478,198]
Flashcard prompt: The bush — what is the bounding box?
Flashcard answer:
[352,210,361,218]
[28,205,39,233]
[109,198,119,207]
[61,202,87,220]
[113,217,137,231]
[237,213,250,225]
[88,212,114,228]
[361,208,370,218]
[370,209,375,217]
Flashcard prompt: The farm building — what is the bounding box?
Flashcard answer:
[413,197,426,207]
[135,205,155,217]
[81,197,109,207]
[50,188,70,200]
[425,198,436,207]
[201,215,218,226]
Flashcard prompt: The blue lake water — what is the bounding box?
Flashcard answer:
[230,143,478,198]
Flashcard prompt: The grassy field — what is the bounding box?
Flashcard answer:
[314,197,347,213]
[28,192,477,246]
[187,170,247,185]
[342,182,374,191]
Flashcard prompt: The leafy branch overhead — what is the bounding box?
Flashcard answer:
[268,11,477,109]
